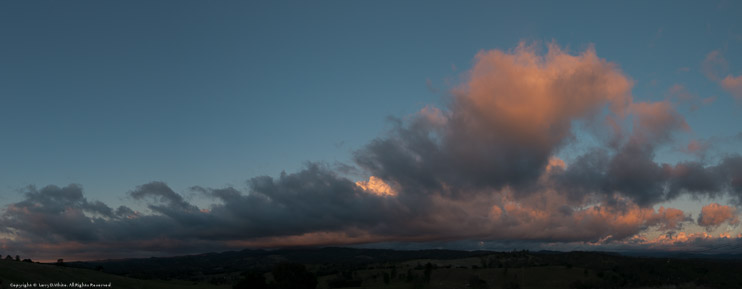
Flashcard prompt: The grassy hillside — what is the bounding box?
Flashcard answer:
[310,251,742,289]
[316,265,598,289]
[0,259,229,289]
[14,248,742,289]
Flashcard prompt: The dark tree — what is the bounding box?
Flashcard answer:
[4,255,12,260]
[56,259,64,266]
[504,280,521,289]
[233,271,268,289]
[468,275,489,289]
[15,255,20,261]
[271,262,317,289]
[327,277,362,288]
[423,262,433,283]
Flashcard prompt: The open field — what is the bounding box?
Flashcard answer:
[317,265,598,289]
[0,259,229,289]
[6,249,742,289]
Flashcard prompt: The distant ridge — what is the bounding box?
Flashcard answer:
[67,246,742,280]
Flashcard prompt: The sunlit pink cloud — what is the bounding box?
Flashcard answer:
[721,74,742,100]
[698,203,739,230]
[701,50,742,101]
[629,100,689,145]
[608,231,742,254]
[453,42,631,152]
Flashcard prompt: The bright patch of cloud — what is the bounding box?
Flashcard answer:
[356,176,397,196]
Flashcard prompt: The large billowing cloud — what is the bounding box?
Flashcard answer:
[3,43,742,260]
[356,43,632,195]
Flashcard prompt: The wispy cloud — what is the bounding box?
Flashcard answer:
[701,50,729,82]
[701,49,742,101]
[721,75,742,100]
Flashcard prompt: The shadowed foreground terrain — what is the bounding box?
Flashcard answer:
[0,259,227,289]
[3,248,742,289]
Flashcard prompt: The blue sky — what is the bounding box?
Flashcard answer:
[2,0,739,201]
[1,1,742,260]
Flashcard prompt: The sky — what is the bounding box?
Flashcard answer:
[1,0,742,261]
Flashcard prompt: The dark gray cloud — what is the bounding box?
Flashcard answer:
[0,165,404,260]
[0,163,708,260]
[554,149,742,207]
[1,185,113,242]
[130,181,196,212]
[197,163,402,239]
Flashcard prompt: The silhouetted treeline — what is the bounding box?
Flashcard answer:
[233,262,317,289]
[2,255,31,263]
[67,247,491,280]
[61,248,742,289]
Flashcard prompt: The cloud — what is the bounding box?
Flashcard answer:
[698,203,739,231]
[646,207,689,231]
[556,151,742,207]
[628,100,689,146]
[551,98,697,207]
[130,181,199,213]
[481,188,690,242]
[666,84,714,111]
[0,168,697,261]
[0,163,733,261]
[701,50,742,101]
[3,43,742,260]
[425,78,439,93]
[677,67,690,73]
[356,42,632,197]
[701,50,728,82]
[684,139,711,159]
[0,166,403,260]
[721,74,742,100]
[356,176,397,196]
[609,231,742,253]
[0,185,116,242]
